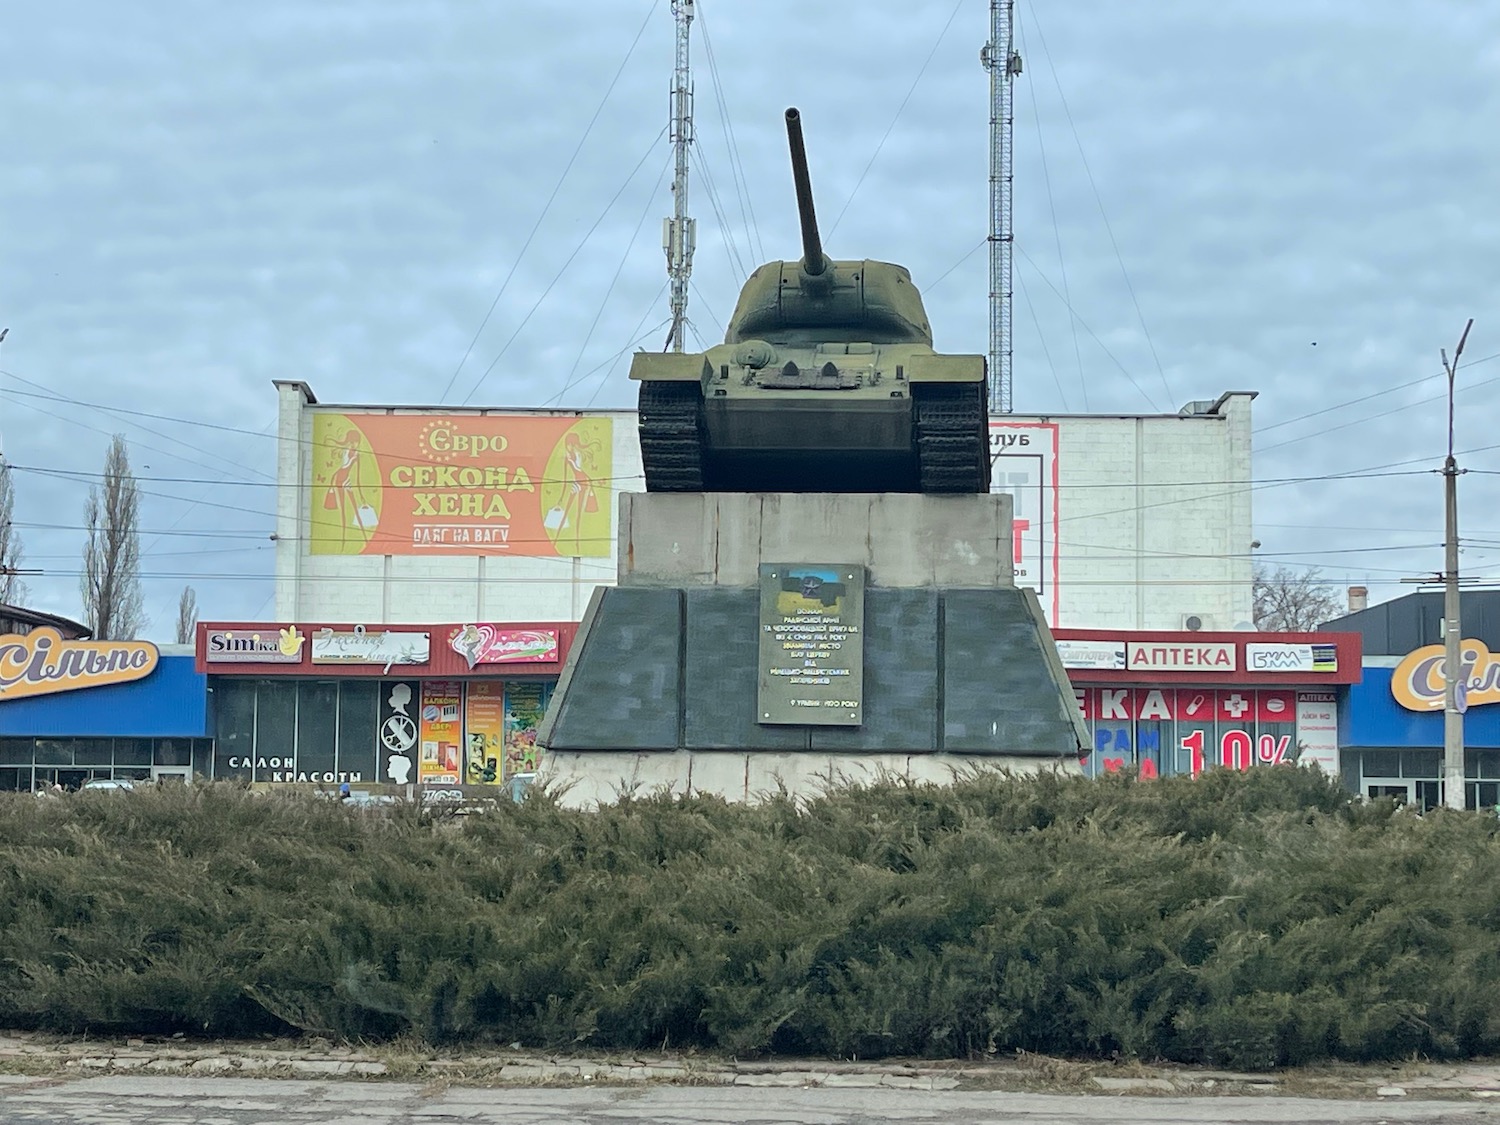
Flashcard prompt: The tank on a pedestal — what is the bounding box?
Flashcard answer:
[631,108,990,496]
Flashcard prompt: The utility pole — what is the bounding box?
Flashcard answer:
[982,0,1021,414]
[663,0,696,352]
[1441,318,1474,810]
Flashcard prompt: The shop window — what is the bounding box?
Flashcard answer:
[73,739,113,767]
[1468,781,1500,812]
[0,738,33,766]
[1400,750,1441,779]
[1472,750,1500,779]
[337,681,378,783]
[115,768,151,782]
[154,739,193,767]
[192,739,213,776]
[256,681,297,779]
[213,680,257,780]
[1362,750,1400,778]
[1340,756,1360,796]
[296,682,339,778]
[34,740,73,767]
[114,739,153,766]
[0,767,30,792]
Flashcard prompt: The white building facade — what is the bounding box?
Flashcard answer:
[273,381,1254,631]
[994,391,1255,631]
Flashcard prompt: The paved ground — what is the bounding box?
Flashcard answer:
[1,1076,1498,1125]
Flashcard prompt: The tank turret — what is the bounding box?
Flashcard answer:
[631,108,990,494]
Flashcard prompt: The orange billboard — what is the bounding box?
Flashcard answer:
[309,413,612,557]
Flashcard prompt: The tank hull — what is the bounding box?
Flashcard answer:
[636,371,989,494]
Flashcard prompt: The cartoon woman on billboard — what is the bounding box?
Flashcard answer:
[314,420,379,553]
[543,423,605,556]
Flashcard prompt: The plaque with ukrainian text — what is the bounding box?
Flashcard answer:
[757,564,865,727]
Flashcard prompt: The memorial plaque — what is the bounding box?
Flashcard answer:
[758,564,865,726]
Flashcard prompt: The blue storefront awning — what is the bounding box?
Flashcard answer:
[0,655,209,738]
[1345,665,1500,749]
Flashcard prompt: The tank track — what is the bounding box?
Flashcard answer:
[638,381,706,492]
[913,382,990,493]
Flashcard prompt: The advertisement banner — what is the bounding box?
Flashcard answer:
[203,626,306,664]
[989,421,1060,624]
[309,413,613,557]
[503,681,551,777]
[379,680,421,785]
[312,627,429,669]
[1078,687,1334,778]
[448,625,560,669]
[1295,691,1338,774]
[1055,639,1126,671]
[418,680,463,785]
[1246,642,1339,674]
[464,681,505,785]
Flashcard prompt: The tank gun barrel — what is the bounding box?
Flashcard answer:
[784,107,828,277]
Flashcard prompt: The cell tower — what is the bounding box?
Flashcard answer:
[981,0,1021,413]
[663,0,697,352]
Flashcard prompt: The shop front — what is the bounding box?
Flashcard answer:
[196,620,575,792]
[1053,629,1362,779]
[1343,646,1500,811]
[0,629,211,791]
[1323,589,1500,810]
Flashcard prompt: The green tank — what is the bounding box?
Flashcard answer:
[631,107,990,494]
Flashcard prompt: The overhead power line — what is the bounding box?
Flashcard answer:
[438,0,661,404]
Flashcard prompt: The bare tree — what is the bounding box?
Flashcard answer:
[175,585,198,645]
[81,435,146,640]
[0,458,26,605]
[1253,564,1344,632]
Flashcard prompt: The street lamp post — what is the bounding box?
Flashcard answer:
[1441,319,1473,810]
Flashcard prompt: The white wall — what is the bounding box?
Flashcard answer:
[994,392,1255,631]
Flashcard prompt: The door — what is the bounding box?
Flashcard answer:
[151,767,192,785]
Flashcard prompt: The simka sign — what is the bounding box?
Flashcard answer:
[0,628,159,701]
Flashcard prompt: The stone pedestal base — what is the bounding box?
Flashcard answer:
[540,750,1081,808]
[535,492,1087,805]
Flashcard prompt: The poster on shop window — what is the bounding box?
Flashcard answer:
[989,420,1060,625]
[502,681,551,778]
[379,680,422,786]
[1076,688,1327,778]
[419,680,463,785]
[463,681,505,785]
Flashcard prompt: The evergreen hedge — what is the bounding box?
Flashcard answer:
[1,768,1497,1068]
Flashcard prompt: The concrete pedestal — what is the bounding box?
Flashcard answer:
[537,493,1086,804]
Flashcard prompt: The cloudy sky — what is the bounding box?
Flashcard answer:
[2,0,1498,638]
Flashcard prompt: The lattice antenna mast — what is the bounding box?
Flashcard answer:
[982,0,1021,413]
[663,0,697,352]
